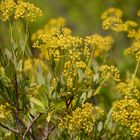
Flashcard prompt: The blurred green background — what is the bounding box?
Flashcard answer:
[29,0,140,36]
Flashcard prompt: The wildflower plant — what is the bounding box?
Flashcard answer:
[0,1,140,139]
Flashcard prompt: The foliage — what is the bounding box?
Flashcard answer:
[0,0,140,140]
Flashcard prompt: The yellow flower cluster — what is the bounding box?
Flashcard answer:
[102,17,122,31]
[0,0,43,21]
[112,99,140,137]
[32,18,83,64]
[117,80,140,100]
[14,0,43,21]
[113,20,137,34]
[101,7,123,20]
[85,34,113,57]
[101,7,123,31]
[125,39,140,61]
[101,8,138,38]
[0,0,16,21]
[63,60,85,88]
[124,28,140,60]
[32,18,87,89]
[99,65,120,81]
[84,68,94,82]
[31,17,66,41]
[33,28,82,50]
[62,47,86,88]
[0,103,12,120]
[60,103,104,134]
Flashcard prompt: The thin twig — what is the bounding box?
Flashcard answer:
[66,95,74,109]
[22,113,42,140]
[0,123,19,134]
[44,125,56,139]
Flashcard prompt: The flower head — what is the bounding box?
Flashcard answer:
[60,103,104,134]
[0,103,12,120]
[117,80,140,100]
[99,65,120,81]
[85,34,113,57]
[112,99,140,138]
[0,0,16,21]
[101,7,123,20]
[14,0,43,21]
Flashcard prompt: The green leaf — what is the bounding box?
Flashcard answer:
[56,80,61,93]
[94,73,99,83]
[87,89,93,99]
[46,112,52,123]
[92,59,99,73]
[36,72,45,85]
[5,61,15,79]
[78,69,84,82]
[30,97,46,113]
[38,86,49,108]
[97,121,103,132]
[80,92,87,104]
[51,101,66,112]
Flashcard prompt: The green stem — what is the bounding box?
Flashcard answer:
[93,78,107,96]
[131,60,140,87]
[84,47,95,73]
[8,20,23,139]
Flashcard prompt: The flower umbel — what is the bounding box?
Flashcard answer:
[99,65,120,81]
[0,0,16,21]
[112,99,140,138]
[85,34,113,57]
[14,0,43,21]
[60,103,104,134]
[0,103,12,120]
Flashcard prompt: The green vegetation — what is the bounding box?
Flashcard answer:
[0,0,140,139]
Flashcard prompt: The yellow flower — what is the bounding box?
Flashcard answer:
[60,103,104,134]
[101,7,123,20]
[0,0,16,21]
[99,65,120,81]
[31,17,66,41]
[101,8,138,38]
[85,34,113,57]
[102,17,123,30]
[0,103,12,120]
[101,7,123,31]
[112,99,140,138]
[117,80,140,100]
[14,0,43,21]
[125,40,140,61]
[32,18,84,75]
